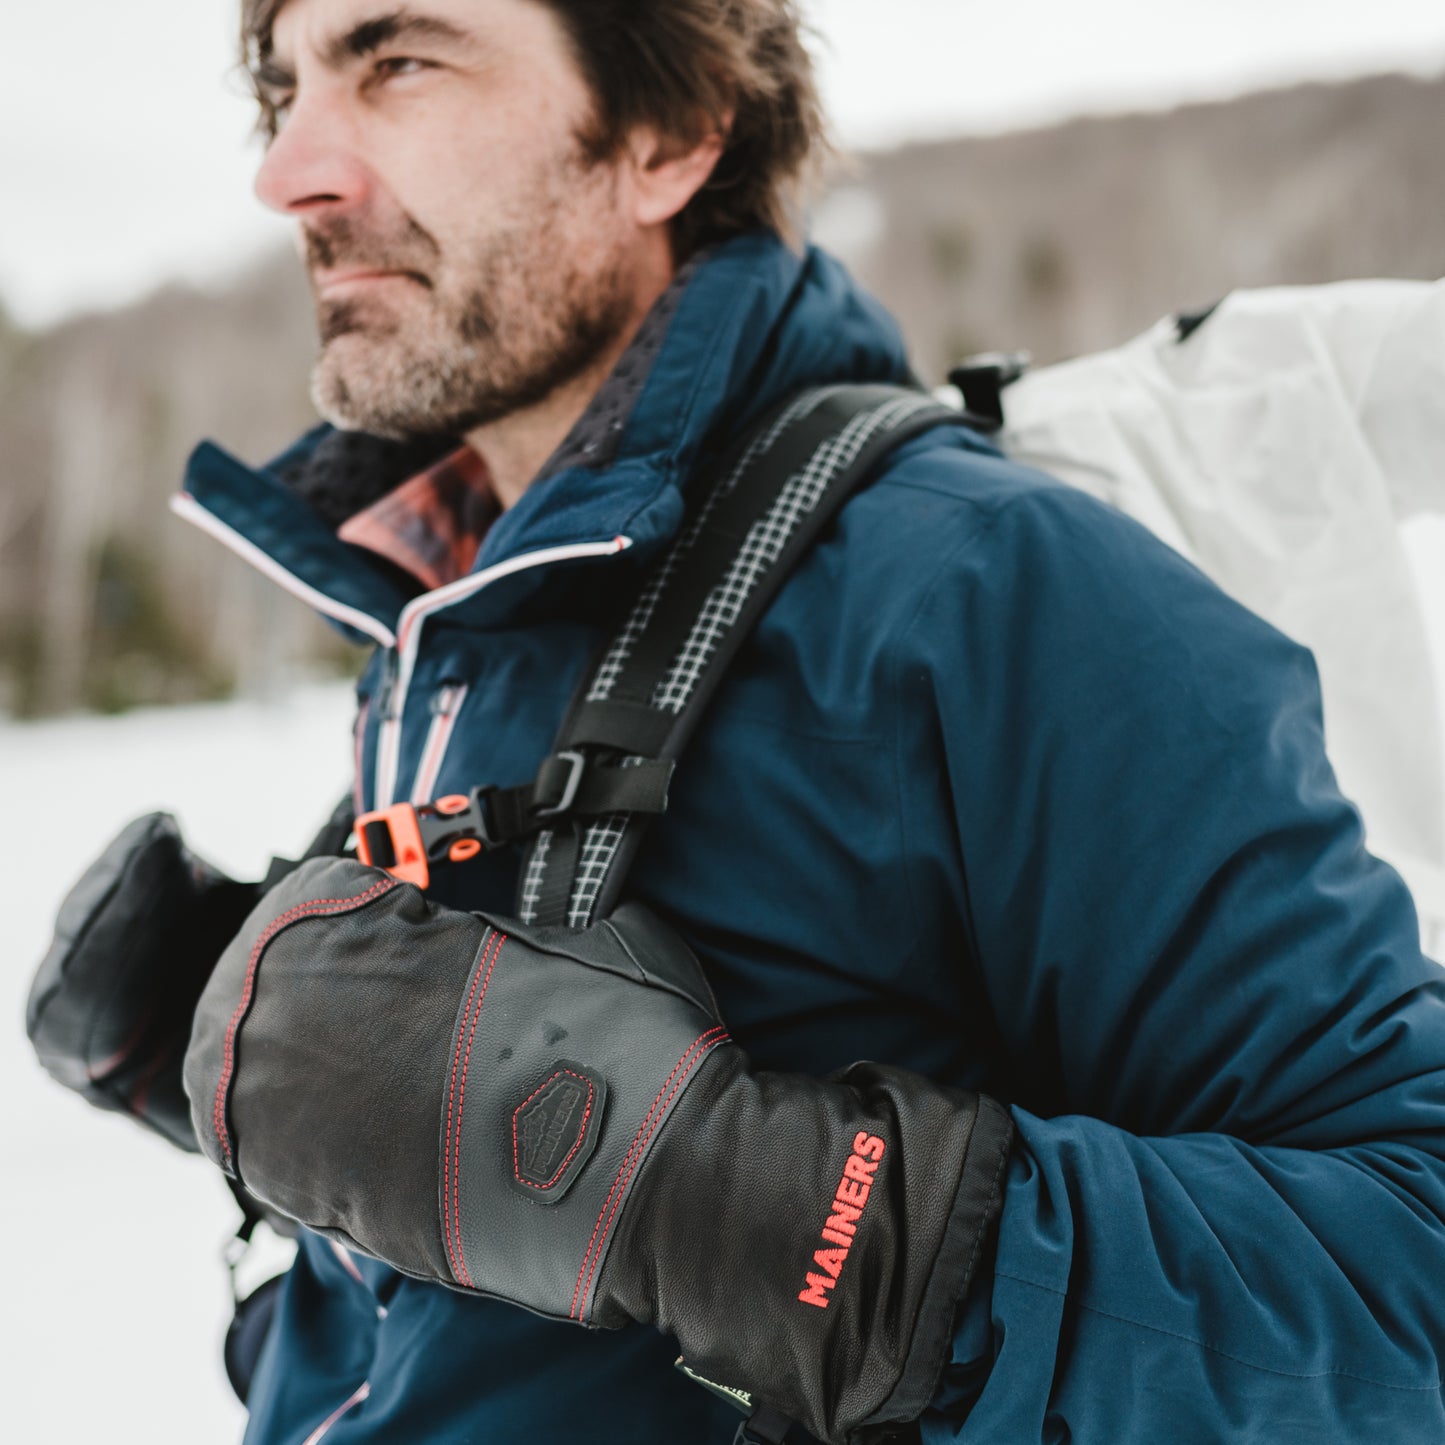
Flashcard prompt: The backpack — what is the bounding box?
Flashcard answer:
[960,279,1445,951]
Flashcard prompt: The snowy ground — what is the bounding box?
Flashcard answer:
[1,683,357,1445]
[4,522,1444,1442]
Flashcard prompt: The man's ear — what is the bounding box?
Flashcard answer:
[626,114,733,228]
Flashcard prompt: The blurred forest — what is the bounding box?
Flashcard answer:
[2,69,1442,717]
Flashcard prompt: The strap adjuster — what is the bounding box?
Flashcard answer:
[531,750,587,819]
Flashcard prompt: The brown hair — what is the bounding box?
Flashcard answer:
[239,0,829,253]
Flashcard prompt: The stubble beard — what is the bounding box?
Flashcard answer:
[307,157,635,440]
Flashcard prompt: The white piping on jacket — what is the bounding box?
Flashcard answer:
[302,1380,371,1444]
[171,494,398,650]
[410,682,469,804]
[374,536,632,809]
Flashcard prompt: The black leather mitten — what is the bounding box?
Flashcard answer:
[186,858,1013,1444]
[28,812,260,1152]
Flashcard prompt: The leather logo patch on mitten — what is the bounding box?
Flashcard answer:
[510,1062,608,1204]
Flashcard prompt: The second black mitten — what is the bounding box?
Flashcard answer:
[27,812,259,1151]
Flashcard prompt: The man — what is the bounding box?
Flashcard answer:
[26,1,1445,1441]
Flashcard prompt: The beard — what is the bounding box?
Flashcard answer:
[306,155,635,440]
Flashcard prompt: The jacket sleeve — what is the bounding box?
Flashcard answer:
[906,470,1445,1441]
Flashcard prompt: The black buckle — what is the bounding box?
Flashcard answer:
[460,787,501,849]
[532,750,587,819]
[946,349,1031,430]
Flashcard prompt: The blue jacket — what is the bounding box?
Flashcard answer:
[179,232,1445,1443]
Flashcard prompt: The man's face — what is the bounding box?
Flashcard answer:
[256,0,648,438]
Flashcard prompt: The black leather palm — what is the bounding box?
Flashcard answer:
[186,857,1012,1444]
[27,812,258,1152]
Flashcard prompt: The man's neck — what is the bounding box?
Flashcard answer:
[464,268,675,511]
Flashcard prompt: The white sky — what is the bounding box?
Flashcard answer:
[4,0,1445,328]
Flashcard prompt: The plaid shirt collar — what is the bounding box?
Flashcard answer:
[338,445,497,591]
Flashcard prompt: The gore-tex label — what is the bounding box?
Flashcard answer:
[798,1131,886,1308]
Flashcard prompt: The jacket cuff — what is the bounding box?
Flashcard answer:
[870,1093,1014,1431]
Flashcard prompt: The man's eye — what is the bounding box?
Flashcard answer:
[372,56,431,83]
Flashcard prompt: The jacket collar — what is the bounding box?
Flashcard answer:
[174,232,913,641]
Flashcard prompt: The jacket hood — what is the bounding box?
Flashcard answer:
[175,232,913,639]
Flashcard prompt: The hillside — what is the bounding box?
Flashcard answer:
[825,70,1445,373]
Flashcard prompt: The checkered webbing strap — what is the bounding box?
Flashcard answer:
[516,383,962,929]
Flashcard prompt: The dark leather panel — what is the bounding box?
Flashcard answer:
[450,907,726,1320]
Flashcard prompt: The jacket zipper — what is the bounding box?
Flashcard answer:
[372,536,632,809]
[410,680,469,804]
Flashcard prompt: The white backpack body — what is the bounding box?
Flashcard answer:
[992,279,1445,947]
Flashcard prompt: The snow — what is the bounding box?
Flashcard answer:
[1,683,357,1444]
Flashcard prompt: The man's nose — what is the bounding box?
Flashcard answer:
[253,93,372,217]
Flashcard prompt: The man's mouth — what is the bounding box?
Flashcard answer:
[314,268,429,298]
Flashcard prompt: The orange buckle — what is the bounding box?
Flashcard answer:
[356,803,431,889]
[355,791,494,890]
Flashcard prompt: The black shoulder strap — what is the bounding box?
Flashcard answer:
[516,382,965,929]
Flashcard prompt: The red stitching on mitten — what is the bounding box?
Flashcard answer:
[570,1026,729,1320]
[444,930,507,1289]
[443,929,499,1284]
[211,878,400,1171]
[87,1009,156,1082]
